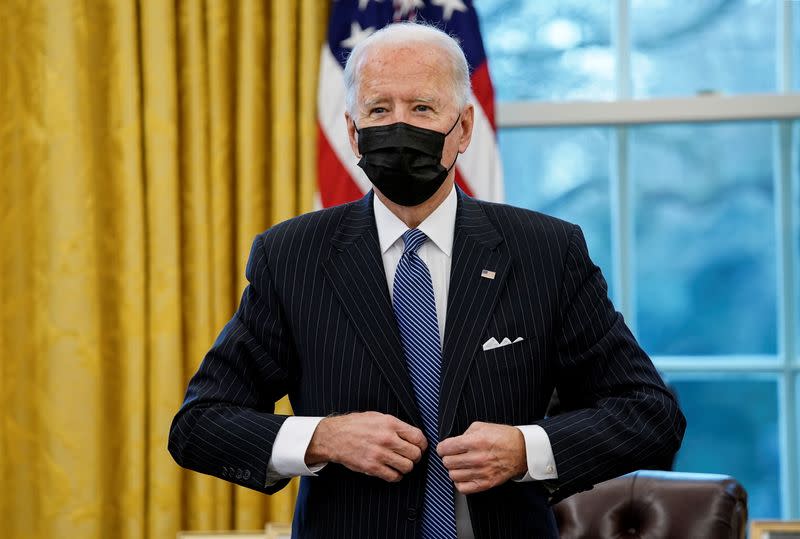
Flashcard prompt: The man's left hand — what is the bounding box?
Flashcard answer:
[437,421,527,495]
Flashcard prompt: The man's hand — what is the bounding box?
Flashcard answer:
[437,421,527,495]
[305,411,428,482]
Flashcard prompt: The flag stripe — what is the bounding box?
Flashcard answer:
[317,125,363,208]
[471,62,495,129]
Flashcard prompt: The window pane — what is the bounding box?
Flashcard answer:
[499,127,613,294]
[632,122,777,355]
[794,1,800,92]
[795,121,800,361]
[667,375,781,519]
[476,0,613,101]
[631,0,776,97]
[796,376,800,477]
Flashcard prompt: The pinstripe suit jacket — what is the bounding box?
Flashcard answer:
[169,189,685,538]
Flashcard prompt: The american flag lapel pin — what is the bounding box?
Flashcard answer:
[481,269,496,280]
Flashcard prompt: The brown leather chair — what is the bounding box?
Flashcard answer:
[553,471,748,539]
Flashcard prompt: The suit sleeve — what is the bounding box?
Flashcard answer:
[168,234,296,494]
[538,225,686,504]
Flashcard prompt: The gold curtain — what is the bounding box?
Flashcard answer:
[0,1,327,537]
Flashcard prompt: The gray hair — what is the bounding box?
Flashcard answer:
[342,22,472,118]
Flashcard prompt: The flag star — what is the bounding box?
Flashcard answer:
[340,21,376,50]
[394,0,425,18]
[431,0,467,21]
[358,0,382,10]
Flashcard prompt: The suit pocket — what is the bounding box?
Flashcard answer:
[471,338,536,418]
[479,337,531,365]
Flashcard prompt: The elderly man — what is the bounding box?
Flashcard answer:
[169,23,685,538]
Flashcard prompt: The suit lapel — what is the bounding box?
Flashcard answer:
[322,192,422,426]
[439,192,511,439]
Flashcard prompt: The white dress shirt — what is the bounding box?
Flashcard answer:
[266,186,558,538]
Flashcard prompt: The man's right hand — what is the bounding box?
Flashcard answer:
[305,411,428,482]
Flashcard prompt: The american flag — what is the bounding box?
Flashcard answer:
[317,0,503,207]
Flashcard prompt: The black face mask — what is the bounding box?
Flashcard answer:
[355,116,460,207]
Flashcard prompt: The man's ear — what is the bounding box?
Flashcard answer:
[345,112,360,157]
[458,104,475,154]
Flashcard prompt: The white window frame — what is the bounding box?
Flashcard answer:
[493,0,799,519]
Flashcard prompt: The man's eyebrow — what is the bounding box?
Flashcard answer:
[409,96,438,104]
[362,97,387,108]
[361,96,440,108]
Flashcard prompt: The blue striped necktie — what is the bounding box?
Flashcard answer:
[392,228,457,539]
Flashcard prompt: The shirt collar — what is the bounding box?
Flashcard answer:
[373,185,457,257]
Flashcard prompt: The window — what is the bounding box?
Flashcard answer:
[477,0,800,519]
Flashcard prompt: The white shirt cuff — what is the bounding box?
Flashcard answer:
[513,424,558,482]
[266,416,327,486]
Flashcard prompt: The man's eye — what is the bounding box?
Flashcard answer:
[371,107,387,114]
[415,105,431,112]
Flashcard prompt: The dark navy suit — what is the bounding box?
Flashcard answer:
[169,190,685,538]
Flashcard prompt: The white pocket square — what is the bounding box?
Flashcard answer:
[482,336,524,351]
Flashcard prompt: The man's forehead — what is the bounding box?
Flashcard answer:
[356,46,451,95]
[359,42,449,72]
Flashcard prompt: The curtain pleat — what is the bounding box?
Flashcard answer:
[0,1,327,537]
[96,3,148,539]
[1,1,49,536]
[298,0,323,213]
[270,0,298,225]
[206,2,238,527]
[138,1,185,537]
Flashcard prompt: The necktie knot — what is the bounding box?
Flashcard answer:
[402,228,428,254]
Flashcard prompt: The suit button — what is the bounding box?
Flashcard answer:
[243,469,251,480]
[407,508,417,521]
[236,469,243,480]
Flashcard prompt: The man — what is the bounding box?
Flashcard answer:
[169,23,685,538]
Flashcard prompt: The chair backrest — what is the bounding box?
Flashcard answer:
[552,470,748,539]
